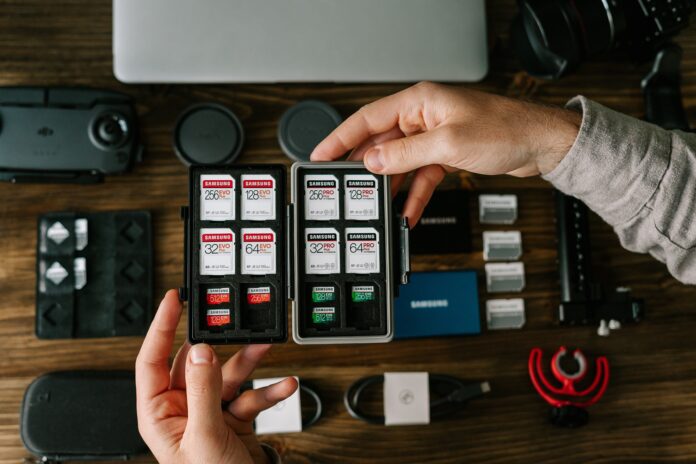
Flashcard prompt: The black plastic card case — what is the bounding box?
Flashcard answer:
[36,211,153,339]
[182,162,410,345]
[20,370,148,462]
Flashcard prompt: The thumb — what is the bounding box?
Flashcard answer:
[362,128,453,175]
[185,344,225,436]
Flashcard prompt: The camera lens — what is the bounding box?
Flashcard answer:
[91,113,130,148]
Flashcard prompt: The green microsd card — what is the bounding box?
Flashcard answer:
[312,307,336,324]
[351,285,375,302]
[312,286,336,303]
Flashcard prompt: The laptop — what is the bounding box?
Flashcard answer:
[113,0,488,83]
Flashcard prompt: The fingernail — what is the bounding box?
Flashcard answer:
[365,147,384,171]
[190,344,213,365]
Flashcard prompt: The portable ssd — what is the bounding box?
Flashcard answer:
[182,162,409,345]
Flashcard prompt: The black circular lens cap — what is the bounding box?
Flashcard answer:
[174,103,244,165]
[278,100,342,162]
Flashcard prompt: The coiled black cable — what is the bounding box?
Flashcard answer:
[344,374,490,425]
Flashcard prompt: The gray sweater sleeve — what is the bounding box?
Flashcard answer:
[543,96,696,285]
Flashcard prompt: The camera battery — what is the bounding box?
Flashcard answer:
[345,174,379,220]
[483,231,522,261]
[241,228,276,275]
[345,228,380,274]
[200,175,235,221]
[311,285,336,303]
[304,174,339,220]
[200,228,235,275]
[206,308,232,328]
[311,306,336,325]
[485,262,525,293]
[479,194,517,224]
[305,228,340,274]
[351,285,376,302]
[241,174,276,220]
[206,287,231,305]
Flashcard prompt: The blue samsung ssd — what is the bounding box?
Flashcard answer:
[394,270,480,339]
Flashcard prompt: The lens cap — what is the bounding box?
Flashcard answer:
[174,103,244,166]
[278,100,342,162]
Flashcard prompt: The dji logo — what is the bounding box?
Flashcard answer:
[37,127,54,136]
[399,389,415,405]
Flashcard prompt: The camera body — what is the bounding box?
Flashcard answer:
[0,87,142,183]
[513,0,694,79]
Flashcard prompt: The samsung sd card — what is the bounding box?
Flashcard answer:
[345,174,379,220]
[345,227,380,274]
[241,228,276,275]
[483,231,522,261]
[200,228,235,275]
[241,174,276,220]
[206,308,232,328]
[247,286,272,304]
[305,228,340,274]
[304,175,339,220]
[200,175,235,221]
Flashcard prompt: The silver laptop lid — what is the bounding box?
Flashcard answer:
[113,0,488,83]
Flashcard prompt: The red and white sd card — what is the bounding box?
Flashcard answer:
[206,287,231,305]
[241,228,276,275]
[247,286,272,305]
[206,308,232,327]
[241,174,276,220]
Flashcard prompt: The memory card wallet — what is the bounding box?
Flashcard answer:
[181,162,410,345]
[35,211,153,339]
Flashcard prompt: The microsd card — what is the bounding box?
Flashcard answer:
[485,262,525,293]
[351,285,375,302]
[200,175,235,221]
[483,231,522,261]
[312,307,336,325]
[311,285,336,303]
[305,228,340,274]
[247,286,272,304]
[241,228,276,275]
[479,194,517,224]
[200,228,235,275]
[206,308,232,327]
[345,227,380,274]
[305,175,339,220]
[241,174,275,220]
[345,174,379,220]
[206,287,231,305]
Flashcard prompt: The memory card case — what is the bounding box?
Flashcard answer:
[20,370,148,462]
[181,162,410,345]
[36,211,153,339]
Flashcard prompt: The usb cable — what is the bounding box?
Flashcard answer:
[343,374,490,425]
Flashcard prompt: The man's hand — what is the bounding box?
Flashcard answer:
[136,290,298,464]
[311,82,581,227]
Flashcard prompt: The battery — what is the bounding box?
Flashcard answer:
[345,227,380,274]
[200,174,235,221]
[206,308,232,327]
[200,228,235,275]
[311,285,336,303]
[247,285,272,305]
[351,285,376,302]
[305,228,340,274]
[206,287,231,305]
[311,306,336,324]
[241,174,276,220]
[304,174,339,220]
[241,228,276,275]
[345,174,379,220]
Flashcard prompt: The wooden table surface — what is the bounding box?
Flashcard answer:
[2,1,696,463]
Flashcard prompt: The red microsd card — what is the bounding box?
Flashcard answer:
[247,286,271,304]
[206,287,231,305]
[206,308,231,327]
